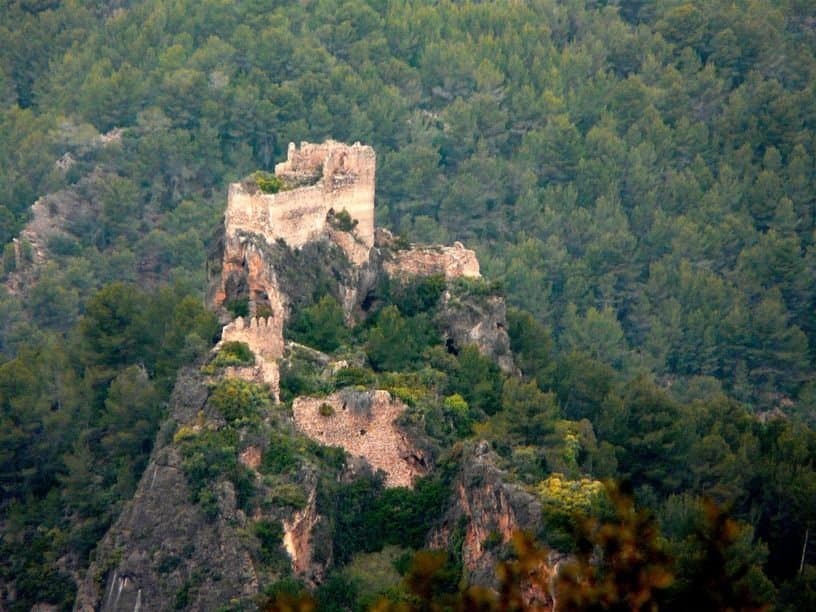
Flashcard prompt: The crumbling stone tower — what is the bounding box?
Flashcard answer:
[224,140,376,255]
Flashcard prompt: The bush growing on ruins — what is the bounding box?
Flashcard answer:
[334,366,375,388]
[256,303,274,318]
[278,357,330,402]
[328,208,358,233]
[253,171,284,194]
[207,341,255,371]
[319,402,335,417]
[208,378,270,423]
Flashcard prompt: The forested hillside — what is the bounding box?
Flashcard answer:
[1,1,816,610]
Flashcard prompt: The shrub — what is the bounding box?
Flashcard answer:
[261,433,299,474]
[254,172,284,194]
[334,366,375,388]
[287,294,349,352]
[208,379,270,423]
[178,428,238,512]
[254,519,287,566]
[384,274,446,317]
[46,234,82,257]
[224,297,249,318]
[319,474,449,565]
[2,243,15,274]
[366,307,440,371]
[278,356,331,402]
[328,208,358,232]
[173,425,198,444]
[264,482,308,509]
[209,341,255,370]
[447,345,503,415]
[449,276,504,298]
[319,403,335,417]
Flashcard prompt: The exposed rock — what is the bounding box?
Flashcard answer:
[75,445,258,611]
[436,289,516,373]
[74,371,262,611]
[428,442,544,588]
[292,390,429,488]
[283,485,325,580]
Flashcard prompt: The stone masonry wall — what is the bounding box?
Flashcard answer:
[384,242,481,280]
[292,390,428,488]
[219,316,283,398]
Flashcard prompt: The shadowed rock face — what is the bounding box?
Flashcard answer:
[74,371,260,611]
[427,441,554,608]
[436,290,516,374]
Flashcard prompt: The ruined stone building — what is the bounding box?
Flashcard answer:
[213,140,482,398]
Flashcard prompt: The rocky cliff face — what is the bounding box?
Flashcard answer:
[75,370,261,610]
[428,442,544,586]
[436,287,516,374]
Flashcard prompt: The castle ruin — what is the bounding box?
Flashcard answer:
[213,139,482,482]
[224,140,376,265]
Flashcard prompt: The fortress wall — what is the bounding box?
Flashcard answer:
[325,181,375,248]
[225,141,375,252]
[221,316,284,361]
[292,390,428,488]
[226,184,328,250]
[384,242,481,280]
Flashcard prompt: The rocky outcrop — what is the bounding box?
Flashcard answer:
[75,371,261,611]
[292,390,429,488]
[428,442,544,588]
[78,141,524,609]
[436,288,516,373]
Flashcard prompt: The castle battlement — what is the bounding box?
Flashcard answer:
[221,315,284,361]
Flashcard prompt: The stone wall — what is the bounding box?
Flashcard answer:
[221,316,284,360]
[292,390,428,488]
[219,316,283,397]
[383,241,481,280]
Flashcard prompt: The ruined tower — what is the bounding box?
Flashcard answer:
[224,140,376,259]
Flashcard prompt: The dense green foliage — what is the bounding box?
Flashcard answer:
[1,0,816,608]
[0,284,217,609]
[286,294,349,352]
[318,473,449,566]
